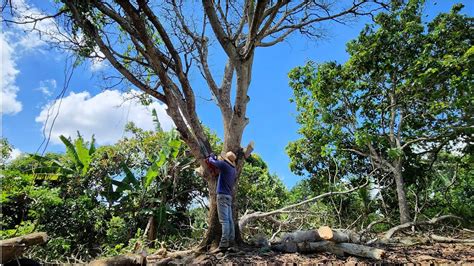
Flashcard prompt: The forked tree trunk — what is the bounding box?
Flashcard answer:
[194,58,253,250]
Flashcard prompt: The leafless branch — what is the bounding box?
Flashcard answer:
[239,178,370,230]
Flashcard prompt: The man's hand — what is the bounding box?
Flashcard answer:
[207,153,217,161]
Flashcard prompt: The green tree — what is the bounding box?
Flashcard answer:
[5,0,385,247]
[287,1,472,224]
[238,154,288,212]
[90,122,207,248]
[1,138,13,167]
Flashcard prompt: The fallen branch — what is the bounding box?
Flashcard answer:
[462,228,474,234]
[430,234,474,244]
[358,220,389,237]
[239,179,369,230]
[337,242,385,260]
[382,215,462,241]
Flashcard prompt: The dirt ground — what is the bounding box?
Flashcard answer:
[184,243,473,265]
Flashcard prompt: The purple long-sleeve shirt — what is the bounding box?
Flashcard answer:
[208,157,236,195]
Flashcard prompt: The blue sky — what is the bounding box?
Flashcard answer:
[2,0,472,188]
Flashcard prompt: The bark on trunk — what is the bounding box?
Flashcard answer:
[195,135,248,249]
[393,165,411,224]
[145,216,156,245]
[199,175,221,249]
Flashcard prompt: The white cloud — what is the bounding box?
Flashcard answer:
[9,0,108,72]
[35,90,174,145]
[0,33,22,115]
[36,79,57,96]
[90,48,108,72]
[9,148,22,161]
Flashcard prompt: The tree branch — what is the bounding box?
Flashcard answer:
[239,178,370,230]
[382,215,462,240]
[201,0,238,60]
[65,2,166,103]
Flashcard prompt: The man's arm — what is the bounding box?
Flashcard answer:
[207,155,226,171]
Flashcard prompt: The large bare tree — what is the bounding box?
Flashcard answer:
[3,0,386,249]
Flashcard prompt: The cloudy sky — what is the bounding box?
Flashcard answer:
[2,0,472,187]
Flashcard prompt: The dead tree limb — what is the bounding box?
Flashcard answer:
[358,219,388,236]
[239,180,369,230]
[382,215,462,241]
[430,234,474,244]
[336,243,385,260]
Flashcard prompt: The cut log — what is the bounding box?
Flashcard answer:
[318,227,361,243]
[273,240,385,260]
[317,226,333,240]
[430,234,474,243]
[0,232,48,264]
[281,229,326,243]
[296,241,344,256]
[337,243,385,260]
[89,254,145,266]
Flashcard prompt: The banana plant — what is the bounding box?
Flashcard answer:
[59,133,96,177]
[20,134,96,182]
[108,129,194,243]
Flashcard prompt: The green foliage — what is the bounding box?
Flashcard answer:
[238,154,289,212]
[106,216,128,246]
[287,1,472,224]
[0,137,13,167]
[416,152,473,223]
[0,121,208,260]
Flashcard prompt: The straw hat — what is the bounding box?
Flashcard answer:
[224,151,236,167]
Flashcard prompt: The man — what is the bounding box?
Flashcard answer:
[207,151,237,253]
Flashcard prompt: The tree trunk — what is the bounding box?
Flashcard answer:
[145,216,156,245]
[194,59,253,250]
[198,162,246,249]
[393,165,411,224]
[199,175,221,249]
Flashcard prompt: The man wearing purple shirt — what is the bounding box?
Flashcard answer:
[207,151,237,252]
